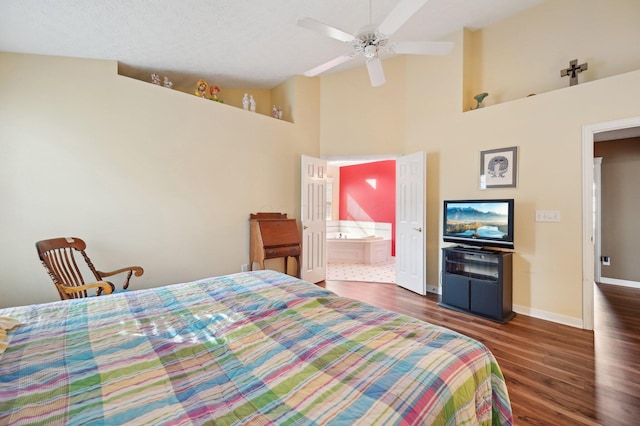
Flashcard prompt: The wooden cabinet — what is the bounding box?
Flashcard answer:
[249,213,301,278]
[439,247,515,323]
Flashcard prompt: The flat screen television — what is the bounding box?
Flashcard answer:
[443,199,515,249]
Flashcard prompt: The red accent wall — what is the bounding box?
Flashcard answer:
[339,160,396,255]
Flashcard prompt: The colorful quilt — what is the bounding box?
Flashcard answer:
[0,270,512,425]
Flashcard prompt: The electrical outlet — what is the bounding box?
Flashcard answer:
[535,210,561,222]
[241,264,249,272]
[601,256,611,266]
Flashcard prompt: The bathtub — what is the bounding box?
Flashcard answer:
[327,235,391,264]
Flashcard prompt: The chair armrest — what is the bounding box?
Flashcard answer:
[96,266,143,290]
[59,281,114,296]
[97,266,144,278]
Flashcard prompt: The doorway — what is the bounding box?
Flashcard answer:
[325,153,427,295]
[594,138,640,289]
[582,117,640,330]
[326,155,398,283]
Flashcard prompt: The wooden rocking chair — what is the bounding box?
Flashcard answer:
[36,237,144,300]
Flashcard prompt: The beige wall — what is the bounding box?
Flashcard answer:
[319,56,406,158]
[594,138,640,283]
[319,0,640,325]
[0,52,319,308]
[468,0,640,106]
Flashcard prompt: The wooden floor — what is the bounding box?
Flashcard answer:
[318,280,640,425]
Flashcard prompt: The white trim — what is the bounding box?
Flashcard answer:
[513,304,583,329]
[427,285,440,294]
[582,125,595,331]
[325,154,400,167]
[593,157,603,283]
[582,116,640,331]
[599,277,640,289]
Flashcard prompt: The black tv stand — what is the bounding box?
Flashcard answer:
[454,245,505,254]
[439,246,515,323]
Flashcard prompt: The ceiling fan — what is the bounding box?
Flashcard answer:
[298,0,454,87]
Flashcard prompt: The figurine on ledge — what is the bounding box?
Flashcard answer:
[209,85,224,103]
[195,80,208,98]
[470,92,489,110]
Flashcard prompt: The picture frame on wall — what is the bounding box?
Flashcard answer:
[480,146,518,189]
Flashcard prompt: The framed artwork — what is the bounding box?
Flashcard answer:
[480,146,518,189]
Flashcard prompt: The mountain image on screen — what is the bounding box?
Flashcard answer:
[446,206,508,239]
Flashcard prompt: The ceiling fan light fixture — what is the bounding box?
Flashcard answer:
[364,44,378,59]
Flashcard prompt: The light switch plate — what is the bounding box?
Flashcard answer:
[535,210,561,222]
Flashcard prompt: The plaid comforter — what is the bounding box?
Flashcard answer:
[0,270,512,425]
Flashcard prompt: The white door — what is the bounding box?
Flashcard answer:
[395,152,426,295]
[301,155,327,283]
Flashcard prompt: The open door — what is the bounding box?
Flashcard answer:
[395,152,426,295]
[301,155,327,283]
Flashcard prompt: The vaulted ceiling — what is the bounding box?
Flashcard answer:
[0,0,543,90]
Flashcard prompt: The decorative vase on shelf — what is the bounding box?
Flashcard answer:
[471,92,489,110]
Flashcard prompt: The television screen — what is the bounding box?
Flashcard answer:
[443,199,514,249]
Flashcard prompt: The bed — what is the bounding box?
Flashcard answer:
[0,270,512,425]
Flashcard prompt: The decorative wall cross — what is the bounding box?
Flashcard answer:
[561,59,588,86]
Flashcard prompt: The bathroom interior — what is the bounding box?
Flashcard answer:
[326,158,396,283]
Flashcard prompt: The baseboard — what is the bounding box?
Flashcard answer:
[513,304,583,329]
[426,285,440,295]
[425,291,584,328]
[599,277,640,289]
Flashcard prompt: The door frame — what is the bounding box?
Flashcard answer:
[593,157,602,284]
[582,116,640,330]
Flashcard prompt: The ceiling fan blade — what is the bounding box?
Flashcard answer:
[389,41,454,56]
[304,54,355,77]
[366,57,386,87]
[378,0,430,36]
[297,17,356,43]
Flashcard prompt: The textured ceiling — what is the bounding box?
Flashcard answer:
[0,0,543,91]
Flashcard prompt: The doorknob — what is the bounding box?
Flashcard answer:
[303,225,309,230]
[413,227,423,232]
